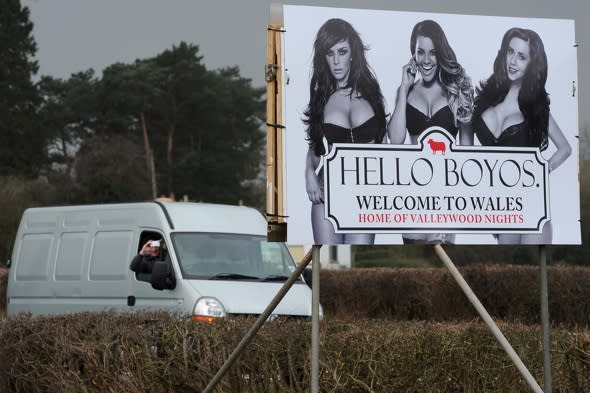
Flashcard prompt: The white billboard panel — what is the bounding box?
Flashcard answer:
[282,5,580,245]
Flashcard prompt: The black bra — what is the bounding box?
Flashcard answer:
[473,116,531,147]
[323,116,380,144]
[406,104,458,137]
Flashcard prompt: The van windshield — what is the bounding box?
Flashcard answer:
[171,233,298,281]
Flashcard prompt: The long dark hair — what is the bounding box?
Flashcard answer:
[410,20,473,125]
[474,27,549,150]
[303,18,386,156]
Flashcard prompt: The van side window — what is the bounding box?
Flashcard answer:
[90,231,134,281]
[15,234,53,281]
[137,231,167,260]
[130,231,175,290]
[132,231,165,281]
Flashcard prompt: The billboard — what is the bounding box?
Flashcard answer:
[280,5,580,245]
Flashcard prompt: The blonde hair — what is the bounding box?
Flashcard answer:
[411,20,474,125]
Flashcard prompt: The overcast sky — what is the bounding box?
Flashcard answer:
[22,0,588,126]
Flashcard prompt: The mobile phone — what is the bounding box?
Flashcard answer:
[408,58,417,76]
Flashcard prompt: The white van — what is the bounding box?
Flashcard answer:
[7,202,314,320]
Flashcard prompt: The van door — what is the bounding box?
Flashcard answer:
[127,230,184,314]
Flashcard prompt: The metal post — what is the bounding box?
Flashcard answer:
[433,244,544,393]
[311,245,321,393]
[540,245,552,393]
[202,248,314,393]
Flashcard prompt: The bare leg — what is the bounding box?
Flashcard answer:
[311,204,374,244]
[521,221,553,244]
[311,203,342,244]
[344,233,375,244]
[402,233,454,244]
[402,233,429,244]
[497,221,553,244]
[496,234,522,244]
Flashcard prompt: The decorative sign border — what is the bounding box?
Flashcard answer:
[325,128,549,233]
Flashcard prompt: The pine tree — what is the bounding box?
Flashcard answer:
[0,0,43,177]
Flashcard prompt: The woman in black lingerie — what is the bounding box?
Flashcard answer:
[388,19,474,244]
[303,18,386,244]
[473,27,571,244]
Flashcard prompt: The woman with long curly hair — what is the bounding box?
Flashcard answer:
[473,27,571,244]
[303,18,386,244]
[388,19,474,244]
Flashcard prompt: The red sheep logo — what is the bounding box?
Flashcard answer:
[427,139,446,155]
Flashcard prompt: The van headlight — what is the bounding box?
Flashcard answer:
[193,297,226,322]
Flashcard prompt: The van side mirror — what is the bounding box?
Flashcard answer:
[151,261,176,290]
[302,268,312,289]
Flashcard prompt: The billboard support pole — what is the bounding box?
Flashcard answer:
[311,245,321,393]
[433,244,544,393]
[540,245,552,393]
[202,248,314,393]
[266,19,286,241]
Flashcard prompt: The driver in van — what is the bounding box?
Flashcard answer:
[130,239,163,274]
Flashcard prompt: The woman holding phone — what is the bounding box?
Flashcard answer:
[388,19,474,244]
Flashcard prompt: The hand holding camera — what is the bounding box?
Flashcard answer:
[140,239,161,256]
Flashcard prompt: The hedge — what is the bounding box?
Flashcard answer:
[0,312,588,393]
[319,265,590,325]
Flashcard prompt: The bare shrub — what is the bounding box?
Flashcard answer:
[321,265,590,325]
[0,313,588,392]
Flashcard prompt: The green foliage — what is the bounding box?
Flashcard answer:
[95,43,265,205]
[0,0,44,177]
[72,134,151,203]
[166,65,266,207]
[37,70,98,175]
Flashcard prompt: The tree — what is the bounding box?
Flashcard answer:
[73,134,151,203]
[97,50,205,198]
[169,66,265,206]
[0,0,44,177]
[95,43,265,205]
[38,70,98,176]
[23,41,265,207]
[149,42,207,193]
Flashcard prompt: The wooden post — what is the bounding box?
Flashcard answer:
[266,23,286,240]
